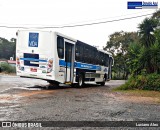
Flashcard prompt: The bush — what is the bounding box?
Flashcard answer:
[146,74,160,91]
[0,62,16,73]
[116,73,160,91]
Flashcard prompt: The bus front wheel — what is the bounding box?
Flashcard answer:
[96,81,105,86]
[78,74,84,87]
[97,77,105,86]
[100,81,105,86]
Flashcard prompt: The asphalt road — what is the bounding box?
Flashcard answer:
[0,75,159,130]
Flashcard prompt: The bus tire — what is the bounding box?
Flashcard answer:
[97,77,105,86]
[47,80,59,87]
[78,74,84,87]
[96,81,105,86]
[100,81,105,86]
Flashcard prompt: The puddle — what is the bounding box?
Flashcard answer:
[0,104,20,109]
[0,94,21,103]
[27,85,47,90]
[17,90,54,97]
[16,86,42,91]
[0,87,55,110]
[0,87,55,120]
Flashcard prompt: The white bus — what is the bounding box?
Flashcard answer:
[16,30,114,87]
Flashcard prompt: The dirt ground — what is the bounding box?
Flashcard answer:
[0,75,159,129]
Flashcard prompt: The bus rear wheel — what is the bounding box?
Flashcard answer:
[47,80,59,88]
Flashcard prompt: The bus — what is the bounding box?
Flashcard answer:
[16,30,114,87]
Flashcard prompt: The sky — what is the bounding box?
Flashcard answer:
[0,0,159,48]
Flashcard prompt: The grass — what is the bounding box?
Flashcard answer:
[112,89,160,103]
[113,89,160,97]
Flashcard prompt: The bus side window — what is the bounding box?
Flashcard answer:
[84,47,89,63]
[102,53,106,66]
[57,36,64,59]
[100,52,102,65]
[75,45,80,61]
[96,51,99,65]
[80,45,84,62]
[105,54,109,66]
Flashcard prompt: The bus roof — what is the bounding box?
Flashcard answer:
[17,30,112,56]
[97,49,112,56]
[55,32,77,42]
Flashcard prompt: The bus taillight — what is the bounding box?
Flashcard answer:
[47,59,53,73]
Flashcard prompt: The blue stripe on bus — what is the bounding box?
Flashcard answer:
[20,58,47,62]
[59,60,66,66]
[59,60,101,71]
[59,60,71,67]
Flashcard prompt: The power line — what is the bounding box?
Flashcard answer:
[59,10,154,26]
[54,13,153,28]
[0,13,153,29]
[0,10,153,27]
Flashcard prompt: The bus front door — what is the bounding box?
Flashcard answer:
[65,41,74,83]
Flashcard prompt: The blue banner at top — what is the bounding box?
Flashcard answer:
[128,2,142,9]
[128,1,158,9]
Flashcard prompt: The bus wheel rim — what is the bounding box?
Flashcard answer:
[79,77,82,86]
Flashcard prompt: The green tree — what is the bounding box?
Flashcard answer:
[152,9,160,19]
[0,37,16,60]
[138,18,158,48]
[104,31,139,55]
[114,9,160,91]
[137,10,160,74]
[127,42,142,75]
[104,31,139,79]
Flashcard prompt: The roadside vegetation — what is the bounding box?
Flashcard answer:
[0,62,16,73]
[0,37,16,74]
[0,38,16,60]
[105,10,160,91]
[112,89,160,104]
[115,73,160,91]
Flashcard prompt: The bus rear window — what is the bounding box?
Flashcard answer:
[24,53,39,67]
